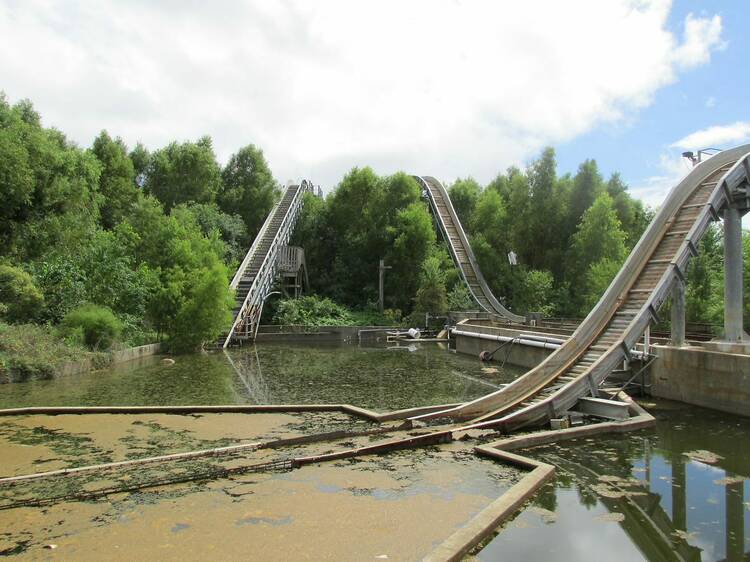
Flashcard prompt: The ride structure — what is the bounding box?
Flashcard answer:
[220,180,317,348]
[413,144,750,430]
[414,175,525,323]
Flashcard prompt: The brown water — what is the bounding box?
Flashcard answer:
[0,343,748,560]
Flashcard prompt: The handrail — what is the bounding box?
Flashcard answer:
[223,180,314,347]
[230,199,280,289]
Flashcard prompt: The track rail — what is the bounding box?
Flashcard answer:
[415,175,524,322]
[414,145,750,430]
[221,180,315,347]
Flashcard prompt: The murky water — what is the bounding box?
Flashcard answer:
[478,400,750,562]
[0,343,748,560]
[0,342,521,411]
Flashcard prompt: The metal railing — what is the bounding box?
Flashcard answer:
[222,180,315,347]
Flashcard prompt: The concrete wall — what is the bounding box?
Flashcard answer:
[649,344,750,417]
[256,325,394,344]
[453,324,557,369]
[57,343,162,378]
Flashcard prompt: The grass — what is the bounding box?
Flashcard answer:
[0,322,109,383]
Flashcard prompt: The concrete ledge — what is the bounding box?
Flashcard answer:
[425,394,654,561]
[649,344,750,417]
[452,322,565,369]
[56,343,162,378]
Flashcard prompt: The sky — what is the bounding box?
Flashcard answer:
[1,0,748,211]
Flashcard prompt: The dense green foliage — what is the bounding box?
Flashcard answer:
[293,150,650,320]
[450,149,650,318]
[0,264,44,323]
[0,94,279,354]
[61,304,122,350]
[1,90,745,354]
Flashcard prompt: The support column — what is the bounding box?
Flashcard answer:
[723,206,745,342]
[725,477,744,561]
[671,455,687,531]
[671,279,686,347]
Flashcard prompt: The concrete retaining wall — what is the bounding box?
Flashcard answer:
[255,325,394,344]
[453,323,558,369]
[57,343,162,378]
[648,344,750,417]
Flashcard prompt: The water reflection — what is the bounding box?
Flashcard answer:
[0,343,522,411]
[224,343,522,411]
[479,402,750,561]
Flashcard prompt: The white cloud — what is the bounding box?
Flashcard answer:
[671,13,726,69]
[671,122,750,150]
[630,152,694,208]
[0,1,727,188]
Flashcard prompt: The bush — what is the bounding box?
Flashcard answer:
[168,263,233,353]
[0,322,106,382]
[61,304,122,350]
[447,283,474,311]
[272,296,355,326]
[0,264,44,323]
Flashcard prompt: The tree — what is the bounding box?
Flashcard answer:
[606,172,650,246]
[524,147,561,271]
[448,178,481,228]
[91,130,138,229]
[172,202,247,264]
[170,262,233,352]
[0,265,44,323]
[0,96,102,261]
[412,255,448,316]
[568,193,627,315]
[145,136,221,211]
[129,142,150,188]
[566,159,604,240]
[219,144,279,241]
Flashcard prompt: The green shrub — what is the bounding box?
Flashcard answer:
[61,304,122,350]
[168,263,233,353]
[0,321,105,382]
[272,296,355,326]
[0,264,44,323]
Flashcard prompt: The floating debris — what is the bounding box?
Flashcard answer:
[480,367,499,374]
[713,476,744,486]
[595,512,625,523]
[528,506,557,524]
[673,530,697,541]
[591,484,626,499]
[684,450,723,464]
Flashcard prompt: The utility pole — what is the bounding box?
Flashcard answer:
[378,259,392,313]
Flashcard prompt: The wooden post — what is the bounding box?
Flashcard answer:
[378,259,392,313]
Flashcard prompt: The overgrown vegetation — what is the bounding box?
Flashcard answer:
[1,90,745,371]
[0,93,279,359]
[0,322,108,382]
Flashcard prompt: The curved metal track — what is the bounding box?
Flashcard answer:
[414,145,750,430]
[415,175,525,323]
[221,180,315,347]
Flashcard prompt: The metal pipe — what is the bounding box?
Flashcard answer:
[517,333,567,345]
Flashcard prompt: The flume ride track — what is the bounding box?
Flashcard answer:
[415,145,750,430]
[415,175,525,323]
[221,180,315,347]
